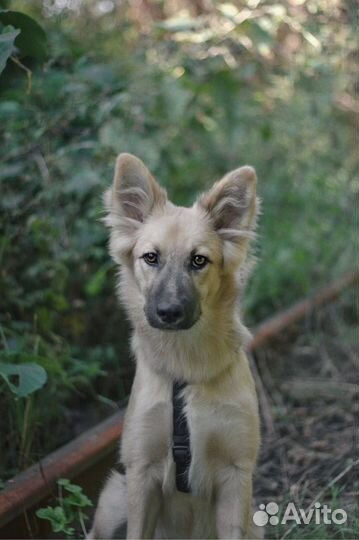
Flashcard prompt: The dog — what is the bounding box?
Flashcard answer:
[89,153,261,539]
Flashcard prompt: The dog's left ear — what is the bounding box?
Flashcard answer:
[198,166,258,243]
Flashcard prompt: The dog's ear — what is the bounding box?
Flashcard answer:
[104,153,167,262]
[198,166,258,244]
[106,153,167,223]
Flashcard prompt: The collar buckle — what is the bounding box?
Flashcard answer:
[172,443,191,464]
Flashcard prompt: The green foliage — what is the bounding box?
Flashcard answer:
[0,10,47,60]
[36,478,93,538]
[0,359,47,397]
[0,25,19,73]
[0,8,47,85]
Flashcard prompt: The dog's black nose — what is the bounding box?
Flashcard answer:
[156,302,184,324]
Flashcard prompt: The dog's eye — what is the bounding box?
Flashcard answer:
[142,252,159,266]
[191,254,208,270]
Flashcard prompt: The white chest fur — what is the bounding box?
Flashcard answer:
[120,353,260,496]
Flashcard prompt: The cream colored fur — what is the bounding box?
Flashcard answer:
[89,154,261,539]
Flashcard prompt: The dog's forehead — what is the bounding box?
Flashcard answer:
[135,205,218,255]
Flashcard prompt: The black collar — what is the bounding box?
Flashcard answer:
[172,381,191,493]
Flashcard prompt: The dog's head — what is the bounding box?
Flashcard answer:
[104,153,258,331]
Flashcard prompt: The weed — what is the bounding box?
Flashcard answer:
[36,478,93,538]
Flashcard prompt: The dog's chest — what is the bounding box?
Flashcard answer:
[124,381,247,478]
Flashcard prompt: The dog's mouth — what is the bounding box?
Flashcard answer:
[146,316,200,331]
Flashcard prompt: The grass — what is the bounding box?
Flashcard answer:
[268,485,359,540]
[254,289,359,540]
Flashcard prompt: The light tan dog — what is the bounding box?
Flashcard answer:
[89,153,261,539]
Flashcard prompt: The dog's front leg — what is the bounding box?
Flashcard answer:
[215,467,253,539]
[126,465,162,539]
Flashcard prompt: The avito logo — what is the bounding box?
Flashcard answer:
[253,501,347,527]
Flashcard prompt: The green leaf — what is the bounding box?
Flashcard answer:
[58,479,93,508]
[57,478,71,487]
[0,10,47,60]
[0,25,20,75]
[65,491,93,508]
[36,505,73,534]
[36,506,57,521]
[63,484,82,495]
[0,362,47,397]
[85,268,107,297]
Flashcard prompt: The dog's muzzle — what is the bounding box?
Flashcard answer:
[145,299,201,330]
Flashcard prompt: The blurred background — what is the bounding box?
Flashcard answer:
[0,1,358,538]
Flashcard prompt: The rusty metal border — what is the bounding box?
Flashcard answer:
[0,411,124,528]
[0,270,357,529]
[250,270,358,350]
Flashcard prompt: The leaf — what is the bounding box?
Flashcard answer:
[36,506,56,521]
[0,10,47,60]
[0,25,20,75]
[36,506,72,534]
[85,268,107,297]
[64,487,93,507]
[58,479,93,508]
[66,492,93,508]
[0,362,47,397]
[59,478,81,494]
[57,478,71,487]
[0,99,21,116]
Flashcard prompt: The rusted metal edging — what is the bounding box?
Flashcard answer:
[249,270,358,351]
[0,270,357,531]
[0,411,124,528]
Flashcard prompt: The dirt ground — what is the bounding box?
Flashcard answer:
[253,287,358,539]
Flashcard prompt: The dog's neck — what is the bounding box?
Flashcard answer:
[131,305,250,384]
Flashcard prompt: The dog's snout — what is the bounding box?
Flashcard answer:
[156,302,184,324]
[145,267,201,330]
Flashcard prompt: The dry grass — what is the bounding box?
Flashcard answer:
[253,287,358,539]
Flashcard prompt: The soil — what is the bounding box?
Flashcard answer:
[253,288,358,539]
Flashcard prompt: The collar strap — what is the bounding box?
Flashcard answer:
[172,381,191,493]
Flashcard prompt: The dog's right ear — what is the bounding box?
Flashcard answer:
[106,153,167,223]
[104,153,167,261]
